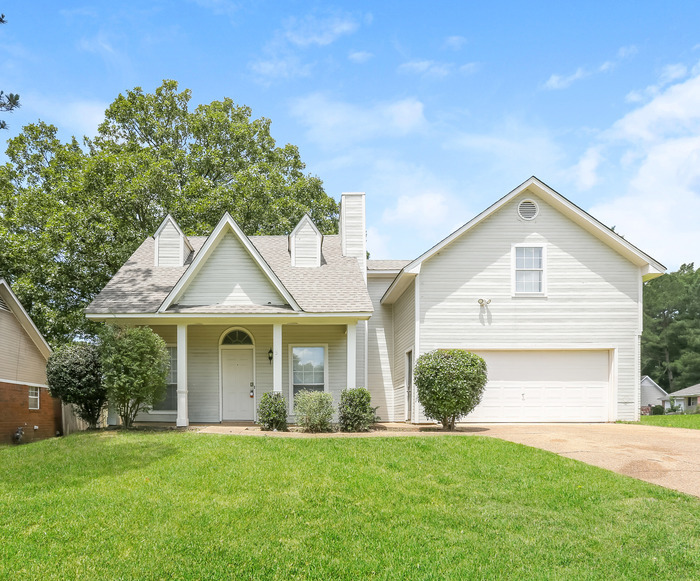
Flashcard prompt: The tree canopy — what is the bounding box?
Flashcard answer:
[0,80,337,345]
[642,263,700,392]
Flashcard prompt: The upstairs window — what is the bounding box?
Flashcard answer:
[513,245,546,295]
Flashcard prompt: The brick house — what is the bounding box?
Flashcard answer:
[0,278,61,444]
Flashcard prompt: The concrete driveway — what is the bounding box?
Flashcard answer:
[473,423,700,498]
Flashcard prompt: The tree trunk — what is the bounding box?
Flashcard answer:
[665,348,674,391]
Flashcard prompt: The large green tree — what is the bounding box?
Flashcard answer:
[0,80,337,345]
[642,263,700,392]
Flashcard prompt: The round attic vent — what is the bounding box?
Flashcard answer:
[517,199,539,220]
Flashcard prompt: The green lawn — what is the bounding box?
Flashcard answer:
[2,432,700,580]
[639,414,700,429]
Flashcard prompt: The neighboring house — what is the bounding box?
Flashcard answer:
[86,176,665,425]
[640,375,669,409]
[660,384,700,413]
[0,279,61,444]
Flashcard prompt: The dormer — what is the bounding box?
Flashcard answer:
[289,214,322,267]
[154,215,193,267]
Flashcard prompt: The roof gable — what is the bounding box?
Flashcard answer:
[159,213,300,312]
[289,214,322,268]
[0,279,52,359]
[382,176,666,304]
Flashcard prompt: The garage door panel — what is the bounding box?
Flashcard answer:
[463,350,611,423]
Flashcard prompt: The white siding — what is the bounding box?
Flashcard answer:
[179,232,285,306]
[0,308,47,385]
[157,221,183,266]
[392,279,415,421]
[418,191,641,421]
[291,220,321,267]
[340,193,366,276]
[367,276,395,421]
[641,377,665,407]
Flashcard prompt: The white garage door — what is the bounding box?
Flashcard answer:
[464,350,611,422]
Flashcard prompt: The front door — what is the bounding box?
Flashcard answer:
[222,349,254,420]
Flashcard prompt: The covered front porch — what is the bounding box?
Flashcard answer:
[134,317,365,426]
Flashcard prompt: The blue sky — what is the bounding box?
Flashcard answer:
[2,1,700,269]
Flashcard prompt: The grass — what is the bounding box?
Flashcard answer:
[639,414,700,429]
[2,432,700,580]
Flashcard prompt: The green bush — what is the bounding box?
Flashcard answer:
[257,392,288,431]
[294,390,334,433]
[414,349,488,430]
[650,405,665,415]
[100,325,170,428]
[47,342,106,429]
[338,387,377,432]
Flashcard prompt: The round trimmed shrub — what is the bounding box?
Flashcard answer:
[47,342,106,429]
[338,387,377,432]
[293,390,334,433]
[257,392,288,431]
[414,349,488,430]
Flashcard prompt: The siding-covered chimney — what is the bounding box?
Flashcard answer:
[339,192,366,280]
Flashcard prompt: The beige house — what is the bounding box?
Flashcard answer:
[86,177,665,424]
[0,279,62,443]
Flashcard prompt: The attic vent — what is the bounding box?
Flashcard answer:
[0,296,8,311]
[517,199,539,220]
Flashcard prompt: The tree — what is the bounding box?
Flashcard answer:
[642,263,700,392]
[100,325,170,428]
[414,349,488,430]
[0,80,338,345]
[46,342,106,429]
[0,14,20,130]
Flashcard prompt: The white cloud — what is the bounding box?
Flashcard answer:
[190,0,240,17]
[398,59,452,78]
[291,94,427,148]
[544,46,637,90]
[367,226,391,259]
[543,68,588,90]
[26,94,107,138]
[447,120,565,184]
[626,63,689,103]
[572,146,602,190]
[348,50,373,63]
[250,54,312,80]
[283,13,359,47]
[576,63,700,268]
[444,35,467,50]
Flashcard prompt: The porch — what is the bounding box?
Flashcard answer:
[131,321,362,426]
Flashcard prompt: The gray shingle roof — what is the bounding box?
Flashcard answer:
[86,234,373,315]
[663,384,700,398]
[367,260,411,271]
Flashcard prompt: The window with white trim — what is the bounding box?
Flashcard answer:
[28,386,40,410]
[291,346,326,397]
[688,397,697,407]
[153,346,177,411]
[514,245,545,294]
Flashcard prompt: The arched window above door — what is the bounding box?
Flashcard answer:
[221,329,253,345]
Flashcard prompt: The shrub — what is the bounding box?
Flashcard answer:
[257,392,288,431]
[650,405,665,415]
[338,387,377,432]
[414,349,488,430]
[100,325,170,428]
[294,390,334,432]
[47,342,106,429]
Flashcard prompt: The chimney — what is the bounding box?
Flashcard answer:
[339,192,366,280]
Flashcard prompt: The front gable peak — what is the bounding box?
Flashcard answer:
[159,213,300,312]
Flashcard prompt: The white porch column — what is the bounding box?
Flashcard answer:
[347,322,357,389]
[176,324,189,427]
[273,323,282,393]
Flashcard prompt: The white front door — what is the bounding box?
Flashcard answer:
[222,349,254,420]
